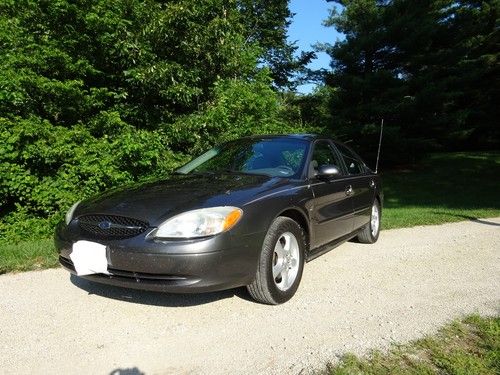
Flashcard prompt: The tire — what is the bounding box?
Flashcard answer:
[357,199,381,244]
[247,217,305,305]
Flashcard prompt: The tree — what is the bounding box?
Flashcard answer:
[320,0,499,164]
[0,0,265,130]
[238,0,315,89]
[0,0,306,242]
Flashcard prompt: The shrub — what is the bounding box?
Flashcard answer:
[0,116,186,242]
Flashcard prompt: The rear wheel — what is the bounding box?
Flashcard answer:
[357,199,381,244]
[247,217,305,305]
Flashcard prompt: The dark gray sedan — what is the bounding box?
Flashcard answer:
[56,134,382,304]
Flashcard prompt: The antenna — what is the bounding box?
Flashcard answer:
[375,119,384,174]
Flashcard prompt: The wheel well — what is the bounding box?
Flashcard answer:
[279,209,310,251]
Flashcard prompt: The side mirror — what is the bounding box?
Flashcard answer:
[317,164,341,180]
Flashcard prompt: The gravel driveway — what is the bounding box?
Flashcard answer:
[1,218,499,374]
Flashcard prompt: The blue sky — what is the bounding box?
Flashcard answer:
[288,0,343,93]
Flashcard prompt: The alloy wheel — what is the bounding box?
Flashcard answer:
[371,203,380,237]
[272,232,300,291]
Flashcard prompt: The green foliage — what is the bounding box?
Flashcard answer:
[238,0,315,89]
[0,0,265,128]
[0,0,309,243]
[169,71,306,154]
[0,116,184,242]
[317,0,499,166]
[289,86,335,130]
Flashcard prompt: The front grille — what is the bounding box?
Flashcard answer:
[78,214,148,239]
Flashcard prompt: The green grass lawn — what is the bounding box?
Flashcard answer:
[0,238,58,274]
[1,151,499,274]
[382,151,500,229]
[321,315,499,375]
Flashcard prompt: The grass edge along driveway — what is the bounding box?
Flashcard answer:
[320,315,499,375]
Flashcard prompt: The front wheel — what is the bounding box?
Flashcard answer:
[247,217,305,305]
[357,199,381,244]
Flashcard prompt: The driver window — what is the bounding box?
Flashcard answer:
[310,141,343,177]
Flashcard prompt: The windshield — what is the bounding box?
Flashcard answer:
[176,138,309,178]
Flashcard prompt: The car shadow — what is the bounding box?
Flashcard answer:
[109,367,144,375]
[70,275,253,307]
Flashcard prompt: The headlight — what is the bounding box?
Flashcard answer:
[65,201,81,225]
[154,206,242,238]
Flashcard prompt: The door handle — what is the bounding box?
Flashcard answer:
[345,185,353,196]
[370,180,375,188]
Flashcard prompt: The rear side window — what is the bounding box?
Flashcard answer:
[335,143,365,175]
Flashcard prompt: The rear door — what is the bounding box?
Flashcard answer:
[333,142,374,230]
[309,140,354,248]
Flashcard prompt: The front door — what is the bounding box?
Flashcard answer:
[309,141,354,248]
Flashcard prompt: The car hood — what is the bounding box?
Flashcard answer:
[75,173,289,226]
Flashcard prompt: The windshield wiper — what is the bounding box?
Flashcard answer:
[218,169,270,177]
[190,171,215,176]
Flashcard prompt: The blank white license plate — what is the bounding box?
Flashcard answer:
[70,240,109,276]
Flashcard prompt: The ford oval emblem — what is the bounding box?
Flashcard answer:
[98,221,111,230]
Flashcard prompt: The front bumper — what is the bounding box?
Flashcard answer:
[55,222,264,293]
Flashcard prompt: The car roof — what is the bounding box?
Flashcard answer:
[243,133,321,141]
